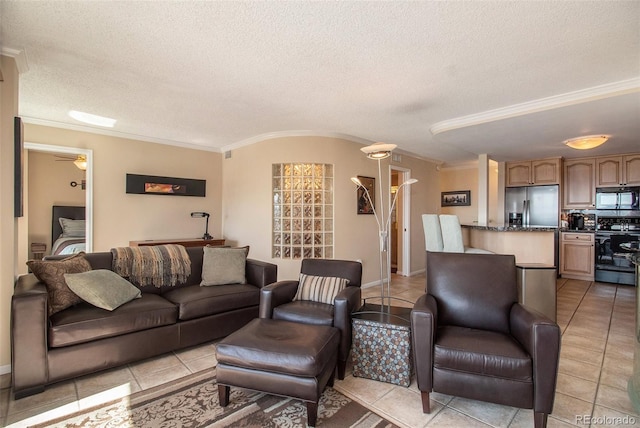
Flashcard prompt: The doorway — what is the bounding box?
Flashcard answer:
[390,166,412,276]
[23,142,93,255]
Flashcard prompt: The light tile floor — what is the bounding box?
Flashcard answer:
[1,274,638,427]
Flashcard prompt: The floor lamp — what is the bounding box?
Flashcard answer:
[351,143,418,314]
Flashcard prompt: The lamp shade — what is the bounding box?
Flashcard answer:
[360,143,397,159]
[564,135,609,150]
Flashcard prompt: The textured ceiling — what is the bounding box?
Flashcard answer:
[1,1,639,164]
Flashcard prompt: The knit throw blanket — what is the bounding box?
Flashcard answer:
[111,245,191,287]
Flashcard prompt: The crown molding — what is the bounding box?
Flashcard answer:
[221,130,376,152]
[1,47,29,74]
[21,117,220,152]
[430,77,640,136]
[439,160,479,170]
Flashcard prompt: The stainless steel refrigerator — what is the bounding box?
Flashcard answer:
[504,185,559,227]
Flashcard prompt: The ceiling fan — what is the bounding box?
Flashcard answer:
[54,154,87,170]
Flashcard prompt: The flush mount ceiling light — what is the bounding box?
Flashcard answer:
[69,110,116,128]
[360,143,397,159]
[564,135,609,150]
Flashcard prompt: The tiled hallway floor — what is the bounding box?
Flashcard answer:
[1,274,638,427]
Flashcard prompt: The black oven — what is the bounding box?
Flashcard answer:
[595,217,640,286]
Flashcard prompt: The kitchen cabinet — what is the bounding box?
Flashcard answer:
[506,158,561,187]
[560,232,594,281]
[563,158,595,209]
[596,153,640,187]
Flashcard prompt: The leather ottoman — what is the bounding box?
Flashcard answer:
[216,318,340,427]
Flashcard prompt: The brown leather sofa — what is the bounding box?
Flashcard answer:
[411,252,560,428]
[11,246,277,399]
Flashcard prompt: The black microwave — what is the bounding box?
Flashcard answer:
[595,187,640,210]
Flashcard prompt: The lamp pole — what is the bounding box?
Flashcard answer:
[352,143,417,312]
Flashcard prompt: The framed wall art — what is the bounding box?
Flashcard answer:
[126,174,206,197]
[441,190,471,207]
[356,176,375,214]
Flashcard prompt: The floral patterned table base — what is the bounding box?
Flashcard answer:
[352,317,413,387]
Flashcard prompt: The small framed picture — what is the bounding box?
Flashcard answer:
[356,176,375,214]
[441,190,471,207]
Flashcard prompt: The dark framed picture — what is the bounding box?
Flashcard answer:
[356,176,375,214]
[441,190,471,207]
[14,117,24,217]
[126,174,206,197]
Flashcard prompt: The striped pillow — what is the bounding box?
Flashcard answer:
[293,273,349,304]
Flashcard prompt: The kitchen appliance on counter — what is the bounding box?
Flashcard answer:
[595,217,640,286]
[567,213,596,230]
[505,185,559,228]
[595,187,639,210]
[569,213,584,230]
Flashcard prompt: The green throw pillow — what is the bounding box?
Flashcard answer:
[201,246,249,286]
[293,274,349,305]
[64,269,141,311]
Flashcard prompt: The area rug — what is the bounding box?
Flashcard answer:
[33,369,398,427]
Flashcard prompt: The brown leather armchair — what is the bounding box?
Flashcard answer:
[411,252,560,428]
[259,258,362,380]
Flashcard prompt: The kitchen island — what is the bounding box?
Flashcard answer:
[462,225,558,265]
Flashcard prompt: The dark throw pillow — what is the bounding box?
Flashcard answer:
[27,252,92,315]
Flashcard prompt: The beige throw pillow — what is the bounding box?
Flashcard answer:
[64,269,141,311]
[200,246,249,286]
[293,273,349,305]
[27,252,92,315]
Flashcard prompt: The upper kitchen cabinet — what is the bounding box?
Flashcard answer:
[596,153,640,187]
[563,158,596,209]
[506,158,561,187]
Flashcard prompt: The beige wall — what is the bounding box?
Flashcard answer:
[0,56,20,371]
[222,136,439,284]
[24,124,223,254]
[440,165,478,224]
[440,161,501,226]
[28,152,86,254]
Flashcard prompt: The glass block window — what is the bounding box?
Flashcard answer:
[272,163,333,259]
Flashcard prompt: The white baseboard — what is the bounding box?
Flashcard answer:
[361,268,425,288]
[361,280,382,289]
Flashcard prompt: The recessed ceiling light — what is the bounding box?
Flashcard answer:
[563,135,609,150]
[69,110,116,128]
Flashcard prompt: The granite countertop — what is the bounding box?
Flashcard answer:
[462,225,558,232]
[559,228,596,234]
